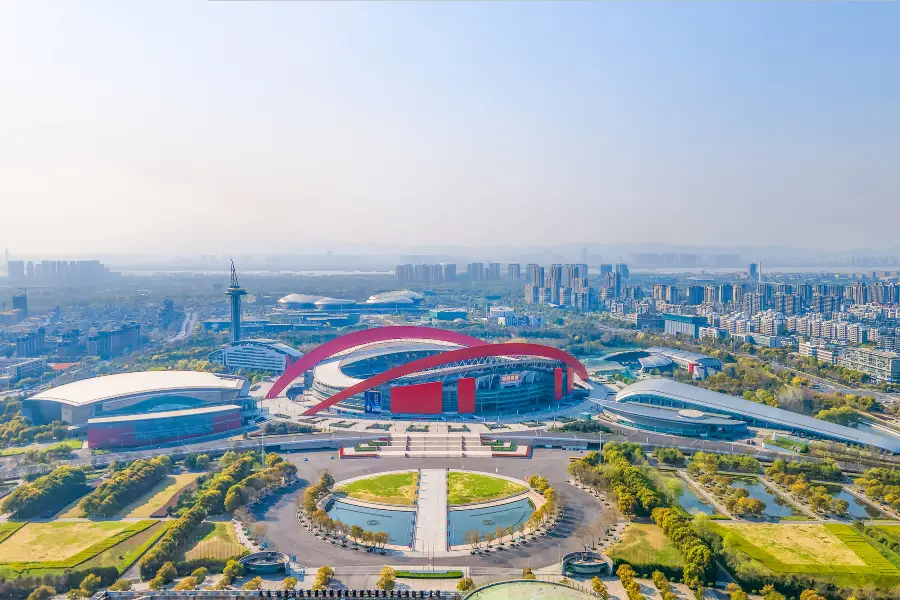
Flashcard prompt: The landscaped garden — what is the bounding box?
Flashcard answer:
[335,472,418,505]
[447,472,526,505]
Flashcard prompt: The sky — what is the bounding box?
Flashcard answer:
[1,1,899,257]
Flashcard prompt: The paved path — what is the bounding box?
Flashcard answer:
[414,469,448,555]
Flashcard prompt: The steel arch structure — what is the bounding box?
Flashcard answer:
[301,342,588,415]
[265,326,487,399]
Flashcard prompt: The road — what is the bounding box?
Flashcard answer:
[168,311,197,344]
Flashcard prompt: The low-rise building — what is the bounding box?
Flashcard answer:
[208,339,301,374]
[838,347,900,383]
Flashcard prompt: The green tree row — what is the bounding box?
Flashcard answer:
[1,465,88,518]
[79,456,171,516]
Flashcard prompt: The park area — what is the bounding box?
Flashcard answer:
[335,472,418,506]
[711,522,900,591]
[608,523,684,571]
[447,472,526,505]
[120,472,200,517]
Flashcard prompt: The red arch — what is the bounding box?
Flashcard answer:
[265,326,487,399]
[301,342,588,415]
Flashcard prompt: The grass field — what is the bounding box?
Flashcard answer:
[447,472,526,505]
[0,521,136,563]
[875,524,900,542]
[0,520,169,579]
[120,472,200,517]
[608,523,685,569]
[0,439,83,456]
[0,522,27,545]
[336,472,418,506]
[179,522,247,561]
[711,522,900,590]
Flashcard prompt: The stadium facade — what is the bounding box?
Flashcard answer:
[611,379,900,453]
[266,326,588,416]
[208,338,302,374]
[25,371,255,449]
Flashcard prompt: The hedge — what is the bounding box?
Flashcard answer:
[79,456,171,517]
[175,552,251,576]
[394,570,464,579]
[1,520,157,572]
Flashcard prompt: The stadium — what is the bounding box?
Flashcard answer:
[266,326,589,416]
[25,370,250,418]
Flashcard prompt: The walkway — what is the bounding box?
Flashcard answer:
[414,469,448,555]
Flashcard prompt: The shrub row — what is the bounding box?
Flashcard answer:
[651,508,713,588]
[0,465,87,518]
[79,456,171,517]
[0,566,119,600]
[223,453,297,512]
[393,570,463,579]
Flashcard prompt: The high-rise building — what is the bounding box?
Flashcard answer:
[606,272,621,298]
[395,264,414,283]
[703,285,718,305]
[524,284,539,304]
[442,263,457,281]
[548,264,563,285]
[576,263,589,283]
[507,263,522,281]
[615,264,629,279]
[718,284,734,305]
[529,266,545,288]
[748,263,759,281]
[225,261,247,343]
[428,264,443,282]
[467,262,485,281]
[7,260,25,283]
[488,262,501,281]
[600,264,613,276]
[687,285,704,305]
[414,264,430,282]
[12,293,27,318]
[16,327,46,357]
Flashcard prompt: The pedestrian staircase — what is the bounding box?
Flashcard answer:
[377,433,495,458]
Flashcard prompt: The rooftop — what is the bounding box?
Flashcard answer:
[617,379,900,453]
[31,371,247,406]
[87,404,242,424]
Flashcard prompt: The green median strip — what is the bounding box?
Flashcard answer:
[395,570,464,579]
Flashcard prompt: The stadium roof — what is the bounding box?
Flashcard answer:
[227,338,301,357]
[277,294,323,305]
[598,399,745,426]
[31,371,247,406]
[87,404,242,424]
[617,379,900,453]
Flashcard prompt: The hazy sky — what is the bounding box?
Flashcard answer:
[1,2,898,256]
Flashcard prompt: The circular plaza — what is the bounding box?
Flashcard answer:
[306,468,549,556]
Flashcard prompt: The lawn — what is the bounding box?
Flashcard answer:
[0,520,169,580]
[447,472,526,506]
[0,522,27,545]
[336,472,418,506]
[710,522,900,589]
[119,472,200,517]
[179,522,247,561]
[0,439,83,456]
[0,521,136,563]
[608,523,685,569]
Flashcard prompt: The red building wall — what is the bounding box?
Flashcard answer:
[566,367,574,396]
[457,377,476,414]
[390,381,443,414]
[554,367,563,401]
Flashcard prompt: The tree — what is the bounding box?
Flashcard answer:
[761,585,786,600]
[799,591,825,600]
[174,577,198,591]
[191,567,208,584]
[522,568,536,580]
[108,580,132,591]
[351,524,364,544]
[66,589,87,600]
[457,577,474,592]
[74,574,101,595]
[157,562,178,584]
[376,566,396,591]
[281,576,298,590]
[26,586,56,600]
[242,577,263,590]
[591,576,609,599]
[467,529,481,549]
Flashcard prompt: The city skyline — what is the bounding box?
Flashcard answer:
[1,2,899,255]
